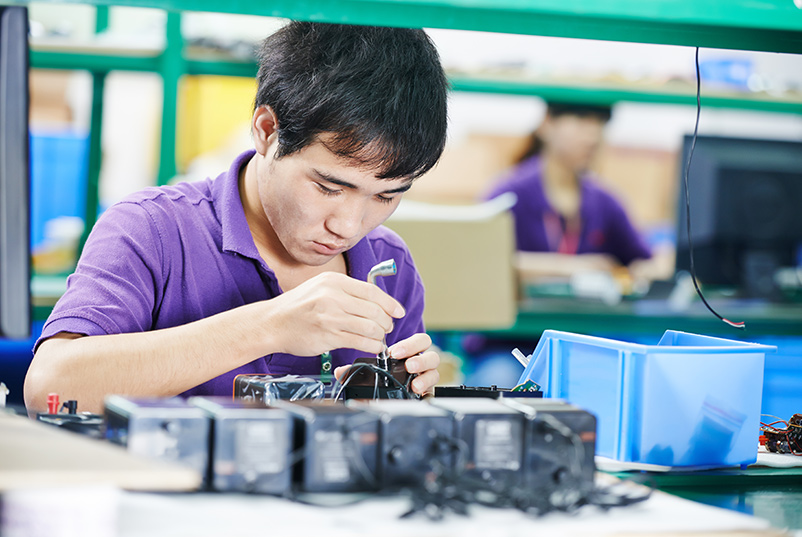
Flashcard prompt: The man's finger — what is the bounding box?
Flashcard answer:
[389,332,432,360]
[410,369,439,395]
[338,276,406,319]
[403,350,439,375]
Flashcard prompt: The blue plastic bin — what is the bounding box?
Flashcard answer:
[517,330,775,468]
[29,131,89,248]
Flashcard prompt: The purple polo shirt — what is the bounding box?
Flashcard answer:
[484,155,651,266]
[38,150,426,397]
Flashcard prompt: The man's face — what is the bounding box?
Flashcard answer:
[257,135,412,267]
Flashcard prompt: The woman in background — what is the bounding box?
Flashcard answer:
[484,101,652,275]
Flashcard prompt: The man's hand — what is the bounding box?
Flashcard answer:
[334,332,440,396]
[264,272,406,357]
[391,332,440,396]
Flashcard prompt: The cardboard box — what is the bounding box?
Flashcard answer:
[385,196,517,330]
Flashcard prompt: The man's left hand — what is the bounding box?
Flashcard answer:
[334,332,440,396]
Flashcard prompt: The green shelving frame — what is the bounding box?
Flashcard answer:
[16,0,802,54]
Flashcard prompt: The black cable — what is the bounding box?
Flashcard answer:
[331,362,415,401]
[401,423,652,521]
[684,46,745,330]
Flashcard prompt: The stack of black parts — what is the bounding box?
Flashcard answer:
[102,395,597,501]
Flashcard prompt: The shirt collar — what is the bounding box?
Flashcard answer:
[215,149,261,260]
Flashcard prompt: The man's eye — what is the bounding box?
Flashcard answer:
[376,195,395,204]
[315,183,339,196]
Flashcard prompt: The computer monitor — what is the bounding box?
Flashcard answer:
[675,134,802,300]
[0,5,30,339]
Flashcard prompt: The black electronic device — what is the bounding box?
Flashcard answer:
[273,400,380,493]
[339,356,415,400]
[675,134,802,300]
[348,399,453,490]
[0,5,31,340]
[428,398,525,490]
[233,374,326,404]
[434,384,543,399]
[501,398,597,502]
[36,397,104,439]
[104,395,210,480]
[189,396,293,494]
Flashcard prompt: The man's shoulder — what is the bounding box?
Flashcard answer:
[119,178,216,209]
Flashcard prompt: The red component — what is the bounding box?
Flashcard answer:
[759,434,767,446]
[46,393,59,415]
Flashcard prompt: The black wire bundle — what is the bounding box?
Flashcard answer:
[330,361,417,401]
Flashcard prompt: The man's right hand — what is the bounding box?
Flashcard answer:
[260,271,406,357]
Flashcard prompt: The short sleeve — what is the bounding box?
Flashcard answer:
[36,201,165,350]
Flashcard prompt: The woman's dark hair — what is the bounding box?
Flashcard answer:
[516,101,612,164]
[255,22,449,180]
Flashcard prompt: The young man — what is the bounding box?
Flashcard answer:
[25,22,448,413]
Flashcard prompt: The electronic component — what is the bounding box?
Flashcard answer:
[339,356,414,400]
[760,413,802,454]
[501,398,597,502]
[233,374,325,404]
[189,396,293,494]
[104,395,210,480]
[348,399,453,490]
[35,393,104,438]
[427,398,525,490]
[434,384,542,399]
[273,400,380,493]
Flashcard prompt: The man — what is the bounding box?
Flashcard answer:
[25,22,448,413]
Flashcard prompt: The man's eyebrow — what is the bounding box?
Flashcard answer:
[313,170,358,190]
[380,182,413,195]
[313,169,413,195]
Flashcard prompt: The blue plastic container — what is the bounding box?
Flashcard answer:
[29,131,89,248]
[517,330,775,468]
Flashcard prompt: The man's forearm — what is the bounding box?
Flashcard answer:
[24,301,276,414]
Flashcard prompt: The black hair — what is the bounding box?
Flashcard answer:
[517,101,612,164]
[255,22,449,180]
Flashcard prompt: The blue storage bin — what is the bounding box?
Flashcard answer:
[30,131,89,248]
[517,330,775,468]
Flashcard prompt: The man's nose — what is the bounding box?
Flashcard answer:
[326,199,365,239]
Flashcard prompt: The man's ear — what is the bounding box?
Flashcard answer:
[252,105,279,156]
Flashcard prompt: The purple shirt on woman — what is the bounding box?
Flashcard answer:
[37,150,426,397]
[484,155,651,266]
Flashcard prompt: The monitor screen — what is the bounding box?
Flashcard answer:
[0,5,30,339]
[675,134,802,299]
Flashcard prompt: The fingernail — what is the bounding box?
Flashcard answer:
[406,358,418,372]
[394,305,405,317]
[412,379,422,392]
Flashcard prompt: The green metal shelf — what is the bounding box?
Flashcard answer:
[14,0,802,54]
[30,49,802,115]
[472,297,802,339]
[450,75,802,115]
